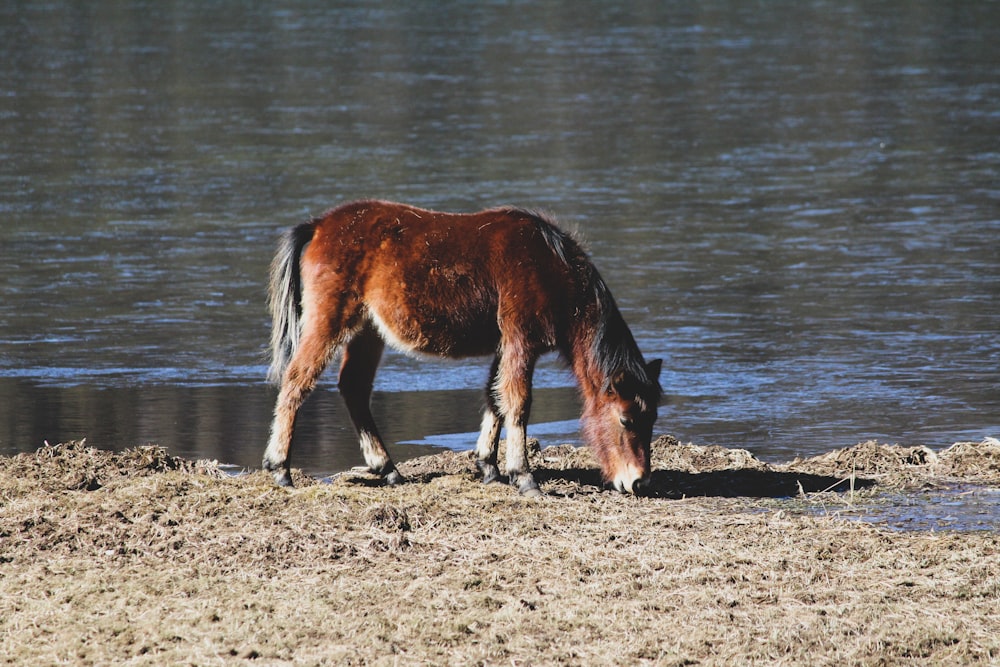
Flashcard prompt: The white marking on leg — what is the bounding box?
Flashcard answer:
[475,410,501,462]
[359,431,390,473]
[264,398,295,466]
[264,426,283,464]
[503,419,528,477]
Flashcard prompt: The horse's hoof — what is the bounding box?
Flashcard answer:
[512,473,542,498]
[273,469,294,487]
[263,459,294,487]
[476,460,502,485]
[383,469,405,487]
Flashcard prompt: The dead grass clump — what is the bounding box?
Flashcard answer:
[397,447,480,481]
[786,439,938,487]
[937,438,1000,483]
[361,503,414,552]
[0,439,224,500]
[650,434,770,473]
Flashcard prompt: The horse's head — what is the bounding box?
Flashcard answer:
[584,358,662,493]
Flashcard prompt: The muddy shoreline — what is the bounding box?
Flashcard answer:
[2,436,998,664]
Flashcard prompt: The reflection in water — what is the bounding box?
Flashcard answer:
[0,378,583,477]
[1,2,998,473]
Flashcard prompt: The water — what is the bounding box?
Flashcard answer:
[810,486,1000,532]
[2,2,998,493]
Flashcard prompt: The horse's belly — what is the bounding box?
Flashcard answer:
[367,306,500,359]
[364,250,504,357]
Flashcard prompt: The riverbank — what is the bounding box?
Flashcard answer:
[2,437,998,664]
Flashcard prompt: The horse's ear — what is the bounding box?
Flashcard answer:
[645,358,662,382]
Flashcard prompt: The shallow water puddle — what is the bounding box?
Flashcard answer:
[805,485,1000,532]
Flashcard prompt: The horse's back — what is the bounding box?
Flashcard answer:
[307,200,574,283]
[301,201,575,357]
[310,199,549,248]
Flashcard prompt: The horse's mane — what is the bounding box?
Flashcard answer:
[507,208,661,400]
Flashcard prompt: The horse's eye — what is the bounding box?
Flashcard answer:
[619,415,634,430]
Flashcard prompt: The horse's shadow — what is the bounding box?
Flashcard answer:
[352,460,876,499]
[535,467,876,499]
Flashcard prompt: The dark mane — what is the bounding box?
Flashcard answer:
[525,208,576,267]
[513,208,660,401]
[590,277,661,399]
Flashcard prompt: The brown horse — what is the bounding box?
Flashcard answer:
[263,200,662,495]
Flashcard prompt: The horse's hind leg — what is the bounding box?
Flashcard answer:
[264,322,337,487]
[338,322,403,485]
[474,355,503,485]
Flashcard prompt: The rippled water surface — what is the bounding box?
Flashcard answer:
[2,1,998,480]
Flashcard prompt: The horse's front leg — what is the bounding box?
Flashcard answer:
[503,417,540,496]
[495,348,541,497]
[475,356,503,485]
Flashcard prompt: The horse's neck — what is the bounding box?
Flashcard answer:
[568,298,633,400]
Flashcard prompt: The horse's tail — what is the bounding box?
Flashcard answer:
[266,220,317,385]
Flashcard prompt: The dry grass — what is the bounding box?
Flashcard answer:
[1,437,998,665]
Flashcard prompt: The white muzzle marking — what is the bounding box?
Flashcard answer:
[613,464,646,494]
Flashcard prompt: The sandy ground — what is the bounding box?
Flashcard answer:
[1,436,999,665]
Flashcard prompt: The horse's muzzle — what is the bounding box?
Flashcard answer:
[612,465,650,494]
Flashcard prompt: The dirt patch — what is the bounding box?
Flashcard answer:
[2,437,998,665]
